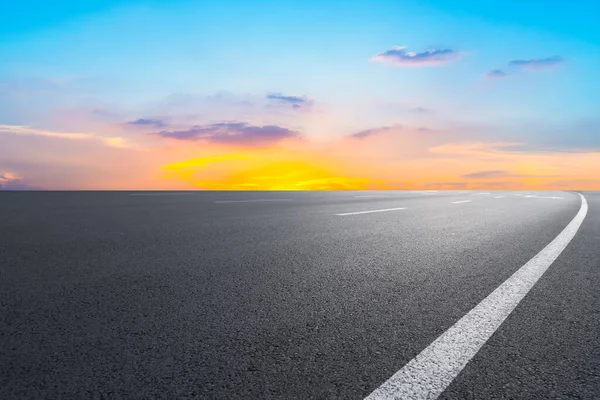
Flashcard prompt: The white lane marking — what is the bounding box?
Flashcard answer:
[451,200,472,204]
[130,192,197,196]
[493,196,505,199]
[365,193,587,400]
[525,195,564,200]
[354,195,389,198]
[472,192,491,196]
[215,199,293,204]
[336,207,406,216]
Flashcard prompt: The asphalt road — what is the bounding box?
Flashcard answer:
[1,190,598,399]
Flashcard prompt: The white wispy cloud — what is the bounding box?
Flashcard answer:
[0,125,129,148]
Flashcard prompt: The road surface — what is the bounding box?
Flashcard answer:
[1,190,599,399]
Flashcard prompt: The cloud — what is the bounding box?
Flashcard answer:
[0,172,41,190]
[126,118,168,128]
[484,56,563,81]
[0,124,129,148]
[154,122,300,146]
[370,46,462,67]
[266,93,315,110]
[411,106,433,114]
[429,141,524,156]
[462,170,559,179]
[484,69,508,79]
[462,170,509,179]
[351,124,402,139]
[509,56,564,70]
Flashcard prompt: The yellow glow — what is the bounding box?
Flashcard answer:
[160,140,600,190]
[163,151,375,190]
[5,120,598,190]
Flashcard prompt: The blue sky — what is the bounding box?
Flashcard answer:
[0,0,599,189]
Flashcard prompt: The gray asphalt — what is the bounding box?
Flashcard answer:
[0,190,598,399]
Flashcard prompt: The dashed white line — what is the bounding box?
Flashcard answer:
[472,192,491,196]
[354,195,389,198]
[336,207,407,216]
[365,193,588,400]
[214,199,293,204]
[525,195,564,200]
[493,196,505,199]
[451,200,472,204]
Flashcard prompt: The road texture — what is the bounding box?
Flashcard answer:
[0,190,598,399]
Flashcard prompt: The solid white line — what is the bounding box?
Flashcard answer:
[365,193,587,400]
[451,200,472,204]
[215,199,293,204]
[336,207,406,216]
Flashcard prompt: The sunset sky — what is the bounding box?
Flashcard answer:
[1,0,599,190]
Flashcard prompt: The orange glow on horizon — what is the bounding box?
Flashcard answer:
[159,140,600,191]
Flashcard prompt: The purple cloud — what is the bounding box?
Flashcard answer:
[484,69,508,79]
[371,46,462,67]
[266,93,314,109]
[154,122,300,146]
[126,118,168,128]
[351,124,402,139]
[462,170,559,179]
[509,56,564,70]
[462,170,509,179]
[0,173,42,190]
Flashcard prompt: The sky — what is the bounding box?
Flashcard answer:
[1,0,599,190]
